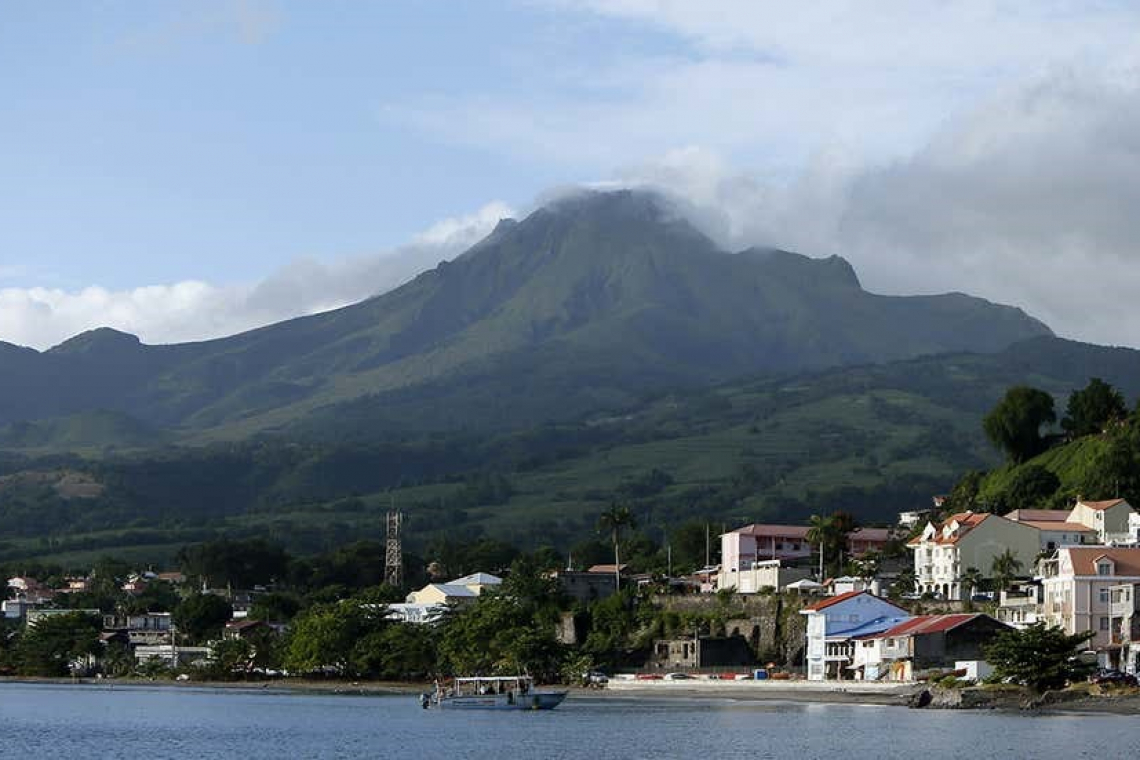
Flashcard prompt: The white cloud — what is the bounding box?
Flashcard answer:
[0,201,514,351]
[612,62,1140,347]
[393,2,1140,172]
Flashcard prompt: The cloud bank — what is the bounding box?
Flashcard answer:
[613,62,1140,347]
[0,202,513,351]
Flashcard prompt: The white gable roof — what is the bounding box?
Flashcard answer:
[448,572,503,586]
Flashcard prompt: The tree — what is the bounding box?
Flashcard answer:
[1062,377,1126,438]
[14,612,101,676]
[1001,465,1061,510]
[173,593,233,643]
[961,567,984,600]
[597,503,636,591]
[806,514,834,581]
[990,549,1024,593]
[983,622,1094,692]
[983,386,1057,464]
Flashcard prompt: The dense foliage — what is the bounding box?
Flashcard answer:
[983,622,1094,692]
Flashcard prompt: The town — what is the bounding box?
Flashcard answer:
[4,493,1139,702]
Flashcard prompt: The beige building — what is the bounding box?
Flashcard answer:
[1005,509,1097,552]
[908,512,1040,600]
[1067,499,1137,544]
[1039,546,1140,660]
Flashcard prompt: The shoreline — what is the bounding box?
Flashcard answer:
[4,676,1139,714]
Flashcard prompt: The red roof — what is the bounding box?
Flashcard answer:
[1018,520,1094,532]
[1005,509,1070,522]
[1064,547,1140,576]
[849,527,892,542]
[1078,499,1127,511]
[907,511,992,546]
[801,589,867,611]
[730,524,811,539]
[873,614,981,638]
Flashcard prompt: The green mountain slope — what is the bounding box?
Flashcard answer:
[0,191,1049,438]
[5,335,1140,566]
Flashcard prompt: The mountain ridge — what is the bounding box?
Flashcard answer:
[0,190,1052,437]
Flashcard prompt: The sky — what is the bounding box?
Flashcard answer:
[3,1,1140,349]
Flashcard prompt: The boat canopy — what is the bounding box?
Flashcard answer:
[453,676,533,683]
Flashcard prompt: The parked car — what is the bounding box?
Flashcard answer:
[1090,669,1138,687]
[583,670,609,686]
[663,672,691,680]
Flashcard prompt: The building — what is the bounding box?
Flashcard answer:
[907,512,1040,600]
[25,608,101,627]
[996,583,1045,629]
[1005,509,1097,552]
[102,611,173,645]
[1108,583,1140,675]
[898,510,932,530]
[800,591,908,681]
[852,613,1011,681]
[721,525,812,580]
[446,572,502,595]
[650,635,755,671]
[405,583,479,606]
[1067,499,1137,544]
[551,570,618,603]
[848,527,894,557]
[717,560,810,593]
[1038,546,1140,664]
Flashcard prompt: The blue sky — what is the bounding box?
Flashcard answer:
[4,1,1140,348]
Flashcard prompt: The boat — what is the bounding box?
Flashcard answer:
[424,676,567,710]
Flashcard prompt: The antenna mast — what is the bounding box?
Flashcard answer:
[385,510,404,588]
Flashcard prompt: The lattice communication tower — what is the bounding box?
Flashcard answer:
[385,510,404,588]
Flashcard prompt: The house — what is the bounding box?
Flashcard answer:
[848,527,894,557]
[650,635,755,671]
[586,563,629,576]
[446,572,502,595]
[907,512,1040,600]
[898,509,932,529]
[1067,499,1137,544]
[1005,509,1097,551]
[721,525,812,582]
[1038,546,1140,667]
[717,559,810,593]
[58,576,93,594]
[102,611,173,644]
[223,619,272,640]
[996,582,1045,629]
[551,570,618,603]
[852,613,1011,681]
[405,583,479,606]
[800,590,908,680]
[1108,583,1140,675]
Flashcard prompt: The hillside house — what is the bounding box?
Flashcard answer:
[717,559,810,593]
[1067,499,1137,544]
[908,512,1039,600]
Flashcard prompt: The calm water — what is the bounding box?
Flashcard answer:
[2,682,1139,759]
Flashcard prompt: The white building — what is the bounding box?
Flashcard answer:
[800,591,908,681]
[1067,499,1137,544]
[717,559,810,593]
[908,512,1040,600]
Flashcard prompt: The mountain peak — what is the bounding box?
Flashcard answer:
[47,328,142,356]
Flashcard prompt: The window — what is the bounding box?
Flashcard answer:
[1100,617,1110,631]
[1097,561,1113,576]
[1100,588,1111,604]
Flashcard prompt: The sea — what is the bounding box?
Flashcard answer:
[2,681,1139,759]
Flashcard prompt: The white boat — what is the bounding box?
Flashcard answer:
[425,676,567,710]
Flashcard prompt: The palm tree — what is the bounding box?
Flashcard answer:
[806,514,834,581]
[830,511,857,570]
[990,549,1024,593]
[597,503,636,591]
[961,566,985,600]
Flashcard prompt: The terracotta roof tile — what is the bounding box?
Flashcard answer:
[1064,547,1140,576]
[1078,499,1127,511]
